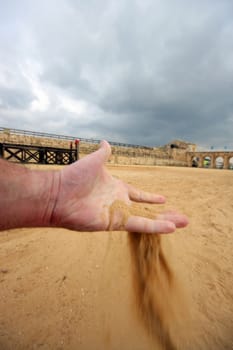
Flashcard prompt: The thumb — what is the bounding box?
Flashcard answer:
[97,140,112,163]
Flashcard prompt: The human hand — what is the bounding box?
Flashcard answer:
[50,141,188,233]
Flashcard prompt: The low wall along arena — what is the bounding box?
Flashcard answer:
[0,128,187,166]
[2,128,231,168]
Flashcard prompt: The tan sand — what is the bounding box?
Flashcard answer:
[0,165,233,349]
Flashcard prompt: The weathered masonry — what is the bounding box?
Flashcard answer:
[187,151,233,169]
[0,143,79,165]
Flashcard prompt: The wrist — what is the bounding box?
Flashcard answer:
[43,169,61,227]
[0,160,61,230]
[24,168,61,228]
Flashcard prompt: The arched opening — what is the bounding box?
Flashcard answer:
[203,156,211,168]
[170,144,179,149]
[229,157,233,170]
[191,156,198,167]
[215,156,224,169]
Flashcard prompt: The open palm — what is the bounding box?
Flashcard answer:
[51,141,188,233]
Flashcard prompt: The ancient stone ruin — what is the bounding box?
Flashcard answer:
[1,128,232,168]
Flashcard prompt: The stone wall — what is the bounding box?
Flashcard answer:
[0,130,188,166]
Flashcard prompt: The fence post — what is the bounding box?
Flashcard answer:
[0,143,3,158]
[75,139,80,161]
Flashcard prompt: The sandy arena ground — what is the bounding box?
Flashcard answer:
[0,165,233,350]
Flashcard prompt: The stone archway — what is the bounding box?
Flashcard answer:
[203,156,211,168]
[229,157,233,169]
[215,156,224,169]
[187,151,233,169]
[191,156,199,167]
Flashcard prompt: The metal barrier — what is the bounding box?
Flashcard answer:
[0,127,153,149]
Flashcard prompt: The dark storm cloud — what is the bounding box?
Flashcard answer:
[0,0,233,148]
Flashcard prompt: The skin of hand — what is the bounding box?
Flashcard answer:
[50,140,189,233]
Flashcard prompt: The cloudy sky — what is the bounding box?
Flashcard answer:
[0,0,233,148]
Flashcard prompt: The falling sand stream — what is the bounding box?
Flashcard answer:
[129,233,182,349]
[109,200,188,350]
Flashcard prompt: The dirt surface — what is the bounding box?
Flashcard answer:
[0,165,233,349]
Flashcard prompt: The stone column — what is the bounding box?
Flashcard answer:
[223,155,229,169]
[187,154,191,167]
[198,155,203,168]
[209,155,215,168]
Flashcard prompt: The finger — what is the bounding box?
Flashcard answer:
[127,184,166,204]
[157,211,189,228]
[125,216,176,234]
